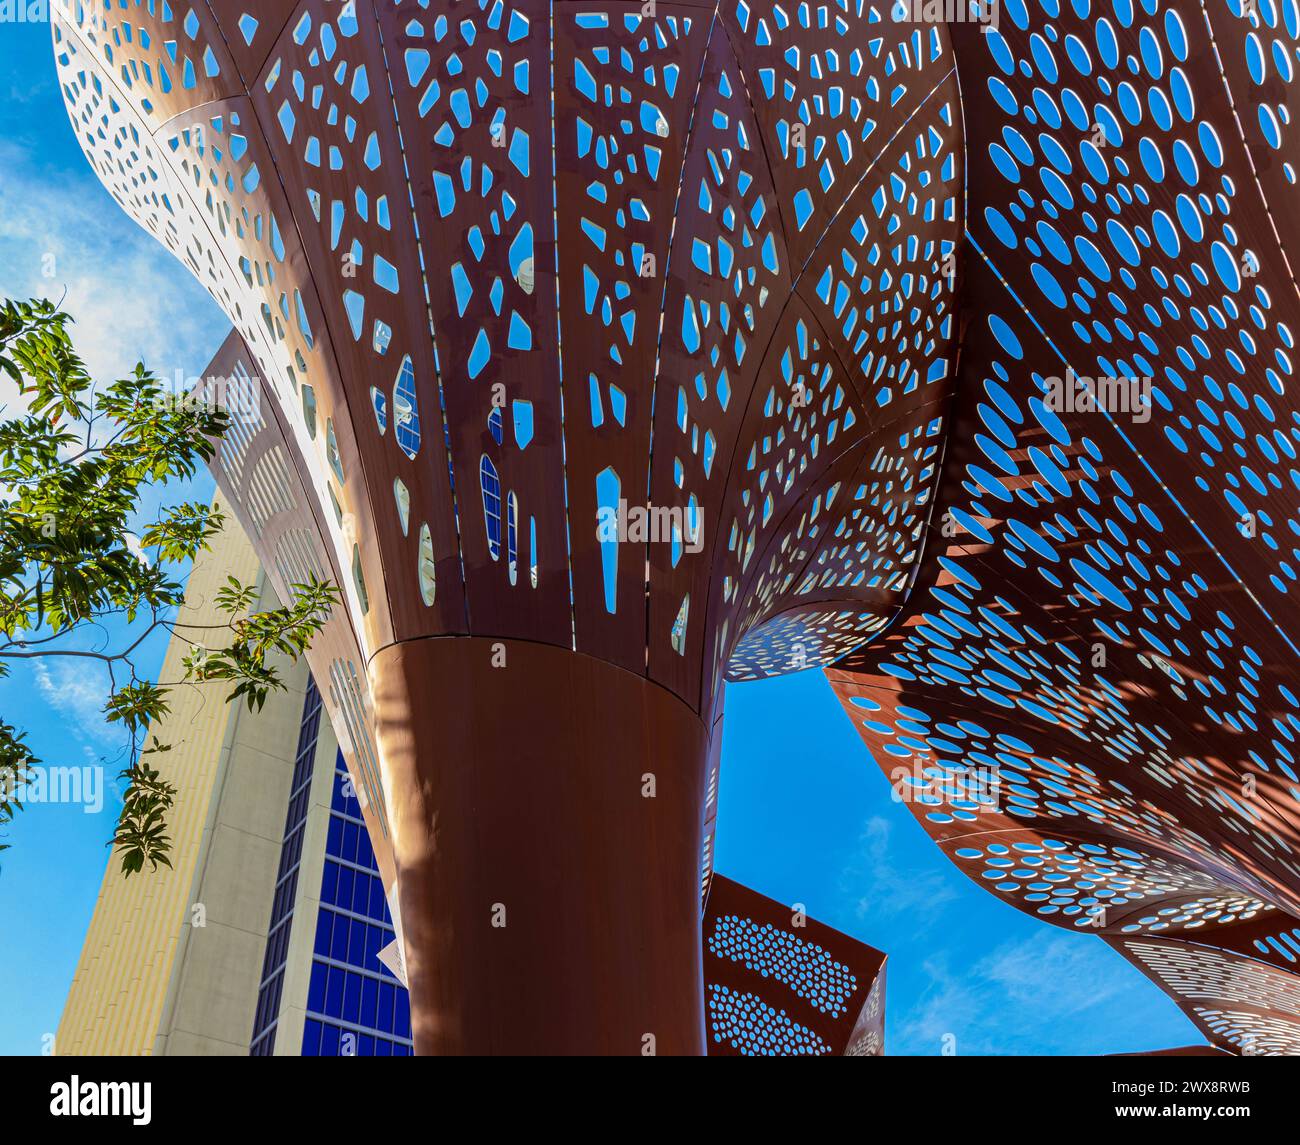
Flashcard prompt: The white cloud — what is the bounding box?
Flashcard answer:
[838,815,1199,1054]
[840,814,960,931]
[892,929,1196,1055]
[0,136,227,412]
[1,129,224,759]
[31,658,115,747]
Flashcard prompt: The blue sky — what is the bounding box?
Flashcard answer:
[0,15,1199,1056]
[0,16,229,1057]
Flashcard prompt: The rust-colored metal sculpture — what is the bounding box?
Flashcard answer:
[703,875,885,1055]
[825,5,1300,1055]
[54,0,1300,1055]
[53,0,956,1052]
[1108,927,1300,1055]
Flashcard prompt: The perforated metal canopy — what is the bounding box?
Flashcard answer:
[52,0,1300,1054]
[703,874,886,1055]
[824,5,1300,1056]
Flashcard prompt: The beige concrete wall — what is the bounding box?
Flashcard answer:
[152,640,309,1056]
[55,506,306,1056]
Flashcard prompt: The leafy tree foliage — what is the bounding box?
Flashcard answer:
[0,299,338,875]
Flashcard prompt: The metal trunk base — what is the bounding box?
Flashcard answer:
[370,637,709,1055]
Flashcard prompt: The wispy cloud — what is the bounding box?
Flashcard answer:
[0,132,222,761]
[891,929,1194,1056]
[4,81,42,108]
[840,815,960,932]
[0,136,226,411]
[31,658,115,748]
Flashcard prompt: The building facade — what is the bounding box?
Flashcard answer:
[250,677,411,1056]
[58,513,409,1056]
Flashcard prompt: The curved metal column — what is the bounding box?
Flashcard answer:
[371,637,709,1055]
